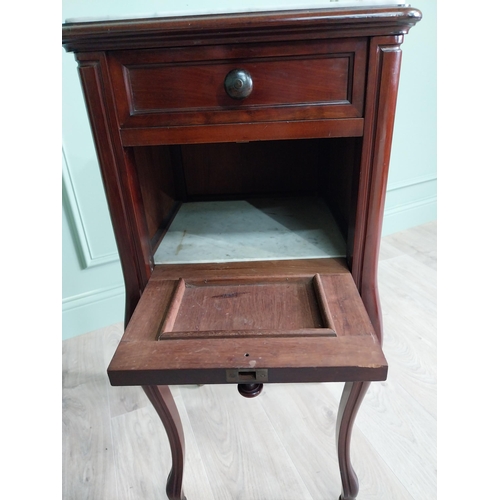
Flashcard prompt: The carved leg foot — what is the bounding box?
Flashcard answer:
[143,385,187,500]
[336,381,370,500]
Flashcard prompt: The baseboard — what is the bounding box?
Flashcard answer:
[382,195,437,236]
[62,284,125,340]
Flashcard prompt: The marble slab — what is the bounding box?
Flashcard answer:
[154,197,346,264]
[64,0,407,24]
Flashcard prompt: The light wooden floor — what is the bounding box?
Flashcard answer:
[62,221,436,500]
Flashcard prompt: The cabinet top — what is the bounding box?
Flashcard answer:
[64,1,407,23]
[62,2,421,53]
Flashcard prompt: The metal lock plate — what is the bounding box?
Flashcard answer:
[226,368,268,383]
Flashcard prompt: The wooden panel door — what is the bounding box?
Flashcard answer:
[108,259,387,386]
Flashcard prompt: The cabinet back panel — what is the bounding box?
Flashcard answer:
[181,140,321,198]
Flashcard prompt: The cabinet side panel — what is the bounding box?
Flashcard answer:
[76,53,152,324]
[353,36,404,341]
[319,137,362,251]
[132,146,180,250]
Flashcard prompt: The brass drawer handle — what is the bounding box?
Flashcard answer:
[224,69,253,99]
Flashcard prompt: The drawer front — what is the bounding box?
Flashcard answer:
[109,38,367,129]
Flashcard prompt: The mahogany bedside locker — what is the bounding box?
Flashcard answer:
[62,4,421,499]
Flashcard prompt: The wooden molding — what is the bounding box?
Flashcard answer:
[62,148,120,269]
[62,7,421,52]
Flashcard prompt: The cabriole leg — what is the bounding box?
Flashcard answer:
[336,381,371,500]
[142,385,187,500]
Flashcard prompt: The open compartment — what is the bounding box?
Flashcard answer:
[131,137,362,265]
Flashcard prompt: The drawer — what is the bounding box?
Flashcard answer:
[109,38,367,130]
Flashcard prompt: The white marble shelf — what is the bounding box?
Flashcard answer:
[154,197,346,264]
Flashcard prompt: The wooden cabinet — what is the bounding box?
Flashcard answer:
[62,5,421,499]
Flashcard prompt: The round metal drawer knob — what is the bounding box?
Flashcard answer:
[224,69,253,99]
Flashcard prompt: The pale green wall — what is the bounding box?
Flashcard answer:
[62,29,125,339]
[62,0,436,339]
[384,0,437,234]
